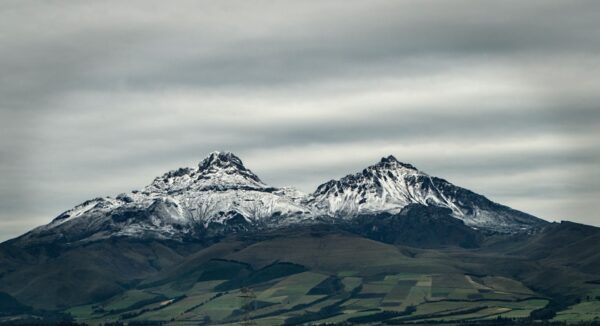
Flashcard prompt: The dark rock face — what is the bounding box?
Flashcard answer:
[197,151,263,184]
[346,204,484,249]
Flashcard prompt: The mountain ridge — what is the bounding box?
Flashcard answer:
[10,151,546,246]
[1,153,597,323]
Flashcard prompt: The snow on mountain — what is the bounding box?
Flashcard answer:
[20,152,312,244]
[17,152,546,245]
[309,156,442,216]
[308,155,546,232]
[145,151,266,193]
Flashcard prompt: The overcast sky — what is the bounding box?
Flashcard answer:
[1,1,599,242]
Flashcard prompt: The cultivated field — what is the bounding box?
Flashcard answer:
[67,259,549,325]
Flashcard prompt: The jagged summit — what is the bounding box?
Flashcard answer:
[312,155,423,197]
[146,151,265,193]
[309,155,427,216]
[200,151,247,173]
[198,151,263,184]
[376,155,418,171]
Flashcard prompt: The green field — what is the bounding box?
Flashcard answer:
[553,301,600,322]
[60,233,600,325]
[67,265,551,325]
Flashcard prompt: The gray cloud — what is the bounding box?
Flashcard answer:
[1,0,599,241]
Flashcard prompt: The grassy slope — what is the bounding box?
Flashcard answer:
[3,221,600,324]
[64,232,566,325]
[0,239,205,309]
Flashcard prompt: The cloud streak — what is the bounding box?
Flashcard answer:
[1,0,599,241]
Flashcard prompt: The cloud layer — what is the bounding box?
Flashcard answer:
[1,0,599,241]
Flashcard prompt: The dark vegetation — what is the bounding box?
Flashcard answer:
[0,293,32,316]
[347,305,416,323]
[347,204,484,248]
[119,295,186,320]
[215,261,307,291]
[307,276,345,295]
[0,292,74,324]
[0,216,599,324]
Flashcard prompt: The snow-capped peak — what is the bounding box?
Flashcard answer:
[309,155,427,216]
[200,151,244,171]
[312,155,424,199]
[146,151,266,194]
[197,151,263,185]
[376,155,419,171]
[308,154,545,231]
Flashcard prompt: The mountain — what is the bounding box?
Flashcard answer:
[1,152,598,324]
[308,155,546,232]
[12,152,545,247]
[15,152,312,246]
